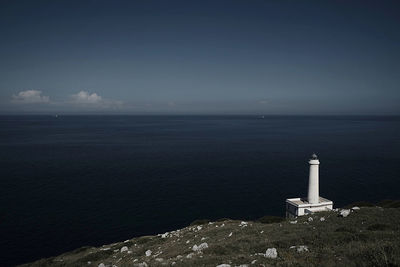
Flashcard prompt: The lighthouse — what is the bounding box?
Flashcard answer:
[285,154,333,218]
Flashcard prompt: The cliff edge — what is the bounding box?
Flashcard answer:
[21,205,400,267]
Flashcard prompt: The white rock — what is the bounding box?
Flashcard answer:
[155,258,164,262]
[239,221,248,227]
[237,265,249,267]
[297,245,309,253]
[216,264,231,267]
[176,255,183,259]
[290,220,297,224]
[352,206,360,210]
[260,230,264,234]
[221,223,225,227]
[98,264,105,267]
[320,217,325,222]
[87,261,91,265]
[145,249,152,256]
[161,232,169,238]
[153,251,163,257]
[197,226,202,231]
[120,246,128,252]
[133,259,138,262]
[186,240,190,244]
[113,249,119,252]
[265,248,278,259]
[251,259,257,264]
[100,247,110,251]
[339,209,351,217]
[308,217,313,222]
[124,239,130,243]
[228,232,233,237]
[171,262,176,265]
[201,237,206,241]
[134,262,148,267]
[192,242,208,252]
[186,253,195,258]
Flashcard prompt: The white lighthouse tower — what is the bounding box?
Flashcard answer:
[286,154,333,218]
[307,153,320,204]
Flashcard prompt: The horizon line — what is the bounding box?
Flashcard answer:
[0,113,399,117]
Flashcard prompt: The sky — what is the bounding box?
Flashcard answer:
[0,0,399,115]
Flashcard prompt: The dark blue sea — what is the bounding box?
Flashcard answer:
[0,115,399,266]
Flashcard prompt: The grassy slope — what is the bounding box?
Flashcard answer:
[21,207,400,267]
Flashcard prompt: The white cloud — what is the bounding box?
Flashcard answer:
[71,90,123,109]
[12,90,50,103]
[72,91,102,104]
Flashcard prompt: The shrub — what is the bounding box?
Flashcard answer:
[367,224,392,231]
[190,219,210,226]
[257,216,285,224]
[216,218,231,222]
[378,199,400,208]
[136,236,152,244]
[344,201,374,208]
[206,245,229,255]
[352,242,400,267]
[76,249,113,263]
[335,226,356,233]
[71,246,91,254]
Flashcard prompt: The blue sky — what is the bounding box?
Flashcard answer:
[0,0,399,114]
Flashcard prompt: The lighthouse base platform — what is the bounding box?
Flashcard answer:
[285,197,333,218]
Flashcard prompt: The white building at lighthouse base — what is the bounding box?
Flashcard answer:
[286,197,333,218]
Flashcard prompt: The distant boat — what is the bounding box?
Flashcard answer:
[55,114,59,118]
[260,115,265,119]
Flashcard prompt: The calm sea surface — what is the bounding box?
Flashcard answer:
[0,115,399,265]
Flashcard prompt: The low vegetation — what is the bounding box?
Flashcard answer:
[378,199,400,208]
[190,219,210,226]
[343,201,375,209]
[256,216,285,224]
[21,204,400,267]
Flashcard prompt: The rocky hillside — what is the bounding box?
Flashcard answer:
[21,204,400,267]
